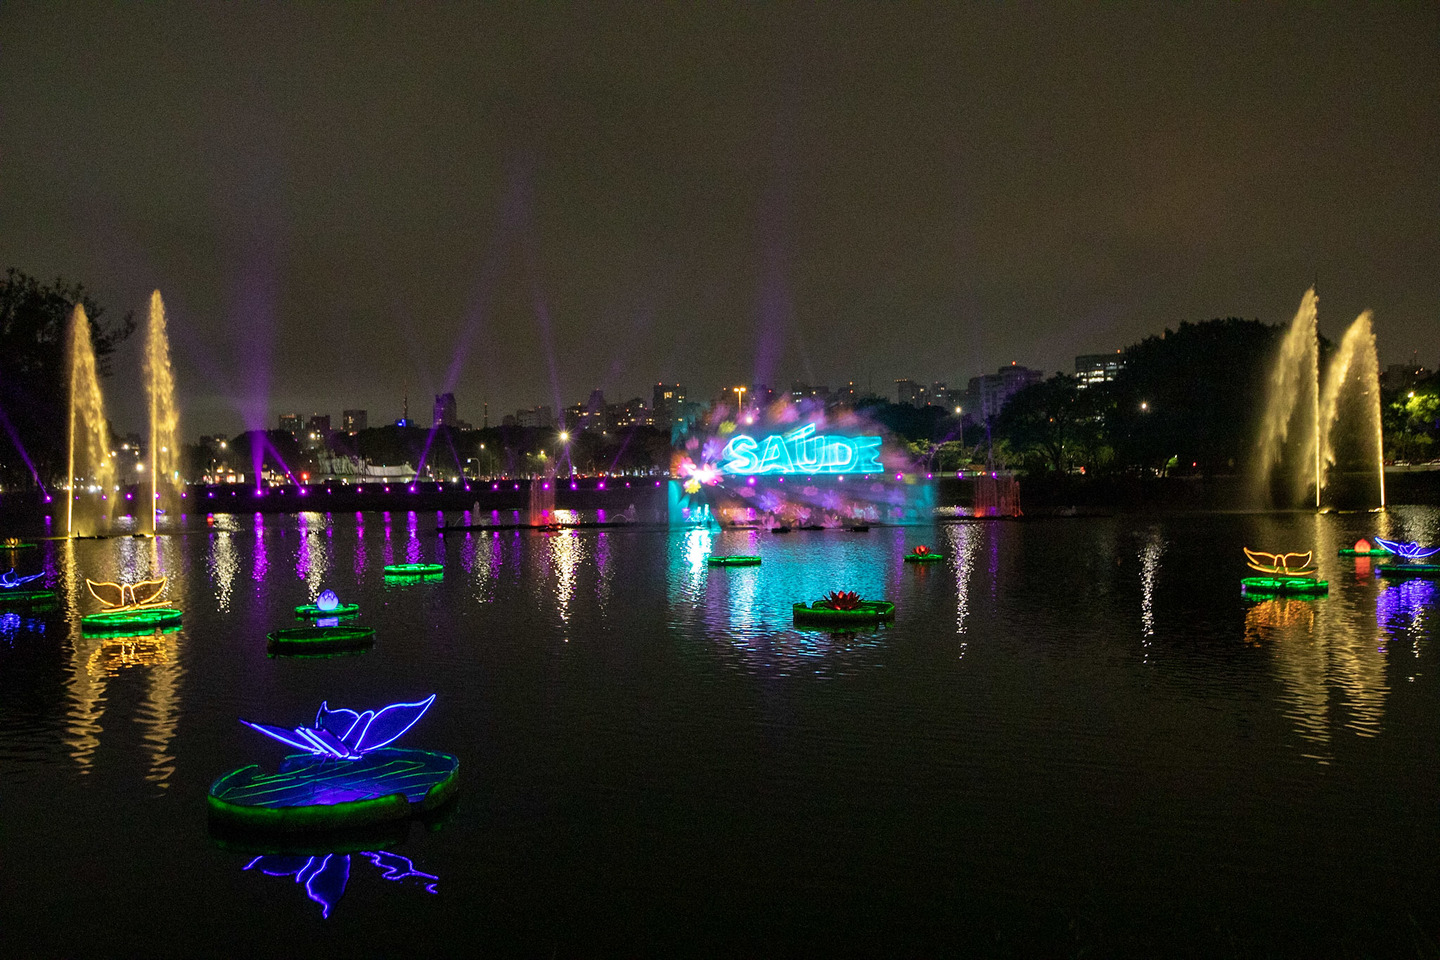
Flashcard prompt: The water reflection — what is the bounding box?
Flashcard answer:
[1377,578,1433,681]
[252,513,268,583]
[0,608,47,645]
[243,849,438,919]
[1244,589,1389,760]
[1139,529,1165,661]
[296,512,329,596]
[945,524,978,637]
[549,530,583,630]
[209,513,238,611]
[59,535,185,789]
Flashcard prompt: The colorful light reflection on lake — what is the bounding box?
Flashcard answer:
[0,507,1437,955]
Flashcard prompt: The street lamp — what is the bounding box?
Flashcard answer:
[733,385,746,416]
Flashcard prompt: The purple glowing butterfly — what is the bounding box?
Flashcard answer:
[0,569,44,589]
[239,694,436,759]
[1373,537,1440,561]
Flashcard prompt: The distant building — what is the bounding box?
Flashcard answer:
[1075,352,1124,389]
[895,379,926,408]
[970,363,1045,421]
[433,392,458,427]
[342,409,367,434]
[279,413,302,438]
[653,382,686,427]
[930,381,950,408]
[1381,363,1431,392]
[515,405,553,429]
[307,414,330,435]
[613,397,651,428]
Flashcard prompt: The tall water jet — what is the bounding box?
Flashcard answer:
[66,305,117,536]
[1255,289,1386,509]
[1255,289,1320,506]
[142,291,181,535]
[1318,310,1385,507]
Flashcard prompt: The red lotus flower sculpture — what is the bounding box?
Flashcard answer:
[911,545,930,556]
[821,590,862,610]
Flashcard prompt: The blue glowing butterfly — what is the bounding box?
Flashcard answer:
[0,569,44,590]
[1373,537,1440,561]
[239,694,436,759]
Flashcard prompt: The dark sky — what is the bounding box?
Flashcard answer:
[3,3,1437,437]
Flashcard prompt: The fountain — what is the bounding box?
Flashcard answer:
[1317,310,1385,507]
[528,462,556,528]
[66,305,117,536]
[1255,289,1385,508]
[143,291,182,535]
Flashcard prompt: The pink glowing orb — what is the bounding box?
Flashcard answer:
[598,481,605,489]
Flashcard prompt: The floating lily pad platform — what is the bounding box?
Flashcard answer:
[0,588,57,607]
[294,602,360,618]
[1,540,37,550]
[903,553,944,563]
[80,607,184,636]
[793,599,896,625]
[1240,577,1329,597]
[207,747,460,833]
[268,625,375,655]
[1376,564,1440,579]
[382,563,443,578]
[1338,547,1391,557]
[707,556,761,567]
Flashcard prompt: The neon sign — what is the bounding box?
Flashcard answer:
[720,424,883,475]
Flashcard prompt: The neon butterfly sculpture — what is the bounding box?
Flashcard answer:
[0,569,44,590]
[239,694,436,760]
[1243,549,1317,578]
[1372,537,1440,561]
[85,576,168,609]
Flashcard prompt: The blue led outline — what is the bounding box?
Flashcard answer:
[719,424,884,476]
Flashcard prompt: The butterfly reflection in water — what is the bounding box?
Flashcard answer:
[244,850,438,918]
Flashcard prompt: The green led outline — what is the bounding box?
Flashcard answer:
[294,602,361,618]
[267,625,376,653]
[707,556,762,566]
[1376,564,1440,578]
[0,588,58,606]
[1239,577,1329,596]
[207,748,459,833]
[792,599,896,624]
[382,563,443,578]
[80,607,184,636]
[903,553,944,563]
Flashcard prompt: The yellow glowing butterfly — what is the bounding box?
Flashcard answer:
[86,576,169,610]
[1242,548,1316,578]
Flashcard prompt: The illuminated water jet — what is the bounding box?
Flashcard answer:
[143,291,182,535]
[1255,289,1385,508]
[66,305,117,536]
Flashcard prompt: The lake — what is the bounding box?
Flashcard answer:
[2,507,1437,957]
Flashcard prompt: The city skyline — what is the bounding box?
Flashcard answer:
[3,4,1436,437]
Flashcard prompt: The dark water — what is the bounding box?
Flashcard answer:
[2,507,1438,957]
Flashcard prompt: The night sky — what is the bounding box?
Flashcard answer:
[3,3,1437,437]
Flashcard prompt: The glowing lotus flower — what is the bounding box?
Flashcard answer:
[239,694,436,760]
[822,590,862,610]
[316,589,340,612]
[1373,537,1440,561]
[0,569,43,589]
[911,545,931,556]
